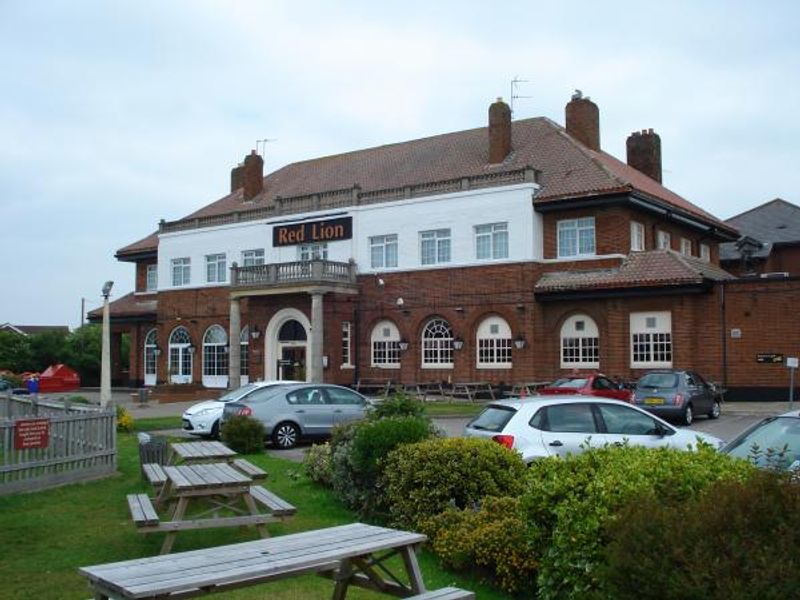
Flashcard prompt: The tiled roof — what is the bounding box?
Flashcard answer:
[535,249,735,293]
[118,117,736,257]
[0,324,70,336]
[720,199,800,261]
[87,292,157,320]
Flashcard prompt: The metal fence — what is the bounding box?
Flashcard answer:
[0,395,117,495]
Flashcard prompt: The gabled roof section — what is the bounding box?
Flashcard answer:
[87,292,157,322]
[116,231,159,261]
[725,198,800,244]
[535,249,735,294]
[0,324,70,336]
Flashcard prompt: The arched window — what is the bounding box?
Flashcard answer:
[422,318,453,368]
[202,325,228,388]
[239,326,250,379]
[143,328,158,385]
[371,320,401,367]
[168,326,193,383]
[279,320,307,342]
[560,314,600,369]
[476,316,512,368]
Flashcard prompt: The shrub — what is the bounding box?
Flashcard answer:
[428,496,537,594]
[115,405,134,433]
[521,444,755,600]
[67,394,91,404]
[1,373,23,388]
[381,437,527,532]
[220,415,265,454]
[303,442,333,487]
[603,470,800,600]
[368,393,425,420]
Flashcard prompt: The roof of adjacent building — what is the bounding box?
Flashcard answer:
[0,323,71,336]
[117,117,736,257]
[720,198,800,261]
[535,249,735,293]
[86,293,157,321]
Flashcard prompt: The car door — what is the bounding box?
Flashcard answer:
[689,372,713,414]
[591,376,630,401]
[285,386,333,435]
[536,402,602,457]
[594,402,673,449]
[684,372,709,414]
[323,386,369,428]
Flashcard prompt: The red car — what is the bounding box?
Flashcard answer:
[538,374,633,402]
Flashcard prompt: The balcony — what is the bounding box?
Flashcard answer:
[230,259,359,294]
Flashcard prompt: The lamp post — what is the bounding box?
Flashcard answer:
[100,280,114,407]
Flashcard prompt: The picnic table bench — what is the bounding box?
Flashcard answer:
[169,440,237,464]
[510,381,551,396]
[449,381,496,402]
[401,381,447,402]
[80,523,461,599]
[354,377,394,397]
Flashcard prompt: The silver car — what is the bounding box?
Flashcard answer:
[723,410,800,470]
[222,383,370,449]
[464,396,723,463]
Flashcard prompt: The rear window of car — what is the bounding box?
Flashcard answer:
[551,378,588,388]
[725,416,800,468]
[637,373,678,389]
[468,405,517,432]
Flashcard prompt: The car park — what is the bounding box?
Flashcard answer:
[537,373,633,402]
[464,396,722,463]
[182,380,299,438]
[222,383,371,449]
[722,410,800,470]
[632,369,721,425]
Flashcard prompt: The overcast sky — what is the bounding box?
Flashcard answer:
[2,1,798,328]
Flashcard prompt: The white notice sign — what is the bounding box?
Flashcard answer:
[788,357,799,368]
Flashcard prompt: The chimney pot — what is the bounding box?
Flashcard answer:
[626,129,662,183]
[565,93,600,151]
[488,98,512,163]
[242,150,264,200]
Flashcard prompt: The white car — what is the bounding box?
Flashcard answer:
[181,381,299,438]
[464,396,723,463]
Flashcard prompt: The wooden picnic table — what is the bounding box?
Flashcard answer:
[401,381,447,402]
[130,462,295,554]
[511,381,551,396]
[449,381,496,402]
[354,377,395,398]
[80,523,430,600]
[169,440,237,464]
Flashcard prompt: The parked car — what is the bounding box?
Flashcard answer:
[182,380,299,438]
[537,373,633,402]
[464,396,722,463]
[222,383,371,449]
[632,369,721,425]
[722,410,800,470]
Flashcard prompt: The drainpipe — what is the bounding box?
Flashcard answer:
[353,302,361,387]
[720,281,728,388]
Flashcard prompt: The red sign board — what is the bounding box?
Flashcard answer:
[14,419,50,450]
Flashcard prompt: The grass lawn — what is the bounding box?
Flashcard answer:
[0,433,512,599]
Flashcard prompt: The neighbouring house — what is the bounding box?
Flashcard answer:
[0,324,70,336]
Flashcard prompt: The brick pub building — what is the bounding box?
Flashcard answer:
[93,93,800,401]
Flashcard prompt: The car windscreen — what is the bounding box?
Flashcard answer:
[467,405,517,432]
[637,373,678,389]
[217,383,259,402]
[551,378,588,388]
[725,416,800,468]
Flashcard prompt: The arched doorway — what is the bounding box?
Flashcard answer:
[143,328,158,386]
[168,326,193,384]
[265,308,311,382]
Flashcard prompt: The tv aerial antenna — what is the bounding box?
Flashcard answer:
[255,138,277,157]
[510,76,531,115]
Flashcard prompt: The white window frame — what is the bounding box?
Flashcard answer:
[630,221,645,252]
[171,258,191,287]
[370,234,398,269]
[680,238,692,256]
[700,243,711,262]
[630,312,673,368]
[475,222,509,260]
[657,230,672,250]
[202,325,228,388]
[239,327,250,384]
[476,316,512,368]
[421,318,453,368]
[560,314,600,369]
[143,328,158,385]
[242,249,265,267]
[168,326,192,383]
[557,217,596,258]
[420,229,451,265]
[341,321,353,368]
[298,243,328,261]
[205,253,227,283]
[371,320,401,368]
[145,264,158,291]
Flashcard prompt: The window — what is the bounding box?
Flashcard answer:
[422,318,453,368]
[239,327,249,377]
[700,243,711,262]
[657,230,671,250]
[146,264,158,291]
[144,329,157,377]
[341,321,353,368]
[370,234,398,268]
[168,326,192,383]
[630,312,672,368]
[171,258,190,287]
[560,314,600,368]
[420,229,451,265]
[476,316,512,368]
[540,404,597,433]
[597,404,662,436]
[371,320,401,367]
[557,217,595,258]
[475,222,509,260]
[242,249,265,267]
[298,243,328,261]
[326,387,366,406]
[630,221,645,252]
[206,253,226,283]
[680,238,692,256]
[202,325,228,377]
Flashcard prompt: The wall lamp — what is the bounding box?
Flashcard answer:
[187,344,196,355]
[250,325,261,340]
[398,339,410,351]
[153,345,162,357]
[514,335,527,350]
[452,337,465,351]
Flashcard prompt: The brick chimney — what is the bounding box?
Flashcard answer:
[242,150,264,200]
[626,129,662,183]
[230,163,245,192]
[488,97,512,163]
[565,90,600,151]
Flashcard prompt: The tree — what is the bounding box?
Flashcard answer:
[28,331,68,372]
[65,325,102,386]
[0,331,32,372]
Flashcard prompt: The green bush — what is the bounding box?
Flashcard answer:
[220,415,265,454]
[1,373,23,388]
[368,393,425,420]
[427,496,537,594]
[115,405,134,433]
[303,442,333,487]
[521,444,755,600]
[67,394,91,404]
[603,470,800,600]
[381,437,527,532]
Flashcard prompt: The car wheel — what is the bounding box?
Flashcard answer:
[708,400,721,420]
[683,404,693,426]
[210,420,220,439]
[272,422,300,449]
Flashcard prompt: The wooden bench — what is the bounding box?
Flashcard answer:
[401,381,447,402]
[511,381,551,396]
[232,458,267,480]
[355,377,394,398]
[127,493,159,528]
[449,381,496,402]
[142,463,168,490]
[249,485,297,516]
[407,588,475,599]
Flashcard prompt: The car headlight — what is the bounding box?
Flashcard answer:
[194,408,218,417]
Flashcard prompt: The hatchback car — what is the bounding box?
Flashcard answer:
[464,396,722,463]
[537,373,633,402]
[182,380,299,438]
[722,410,800,470]
[222,383,370,449]
[632,370,721,425]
